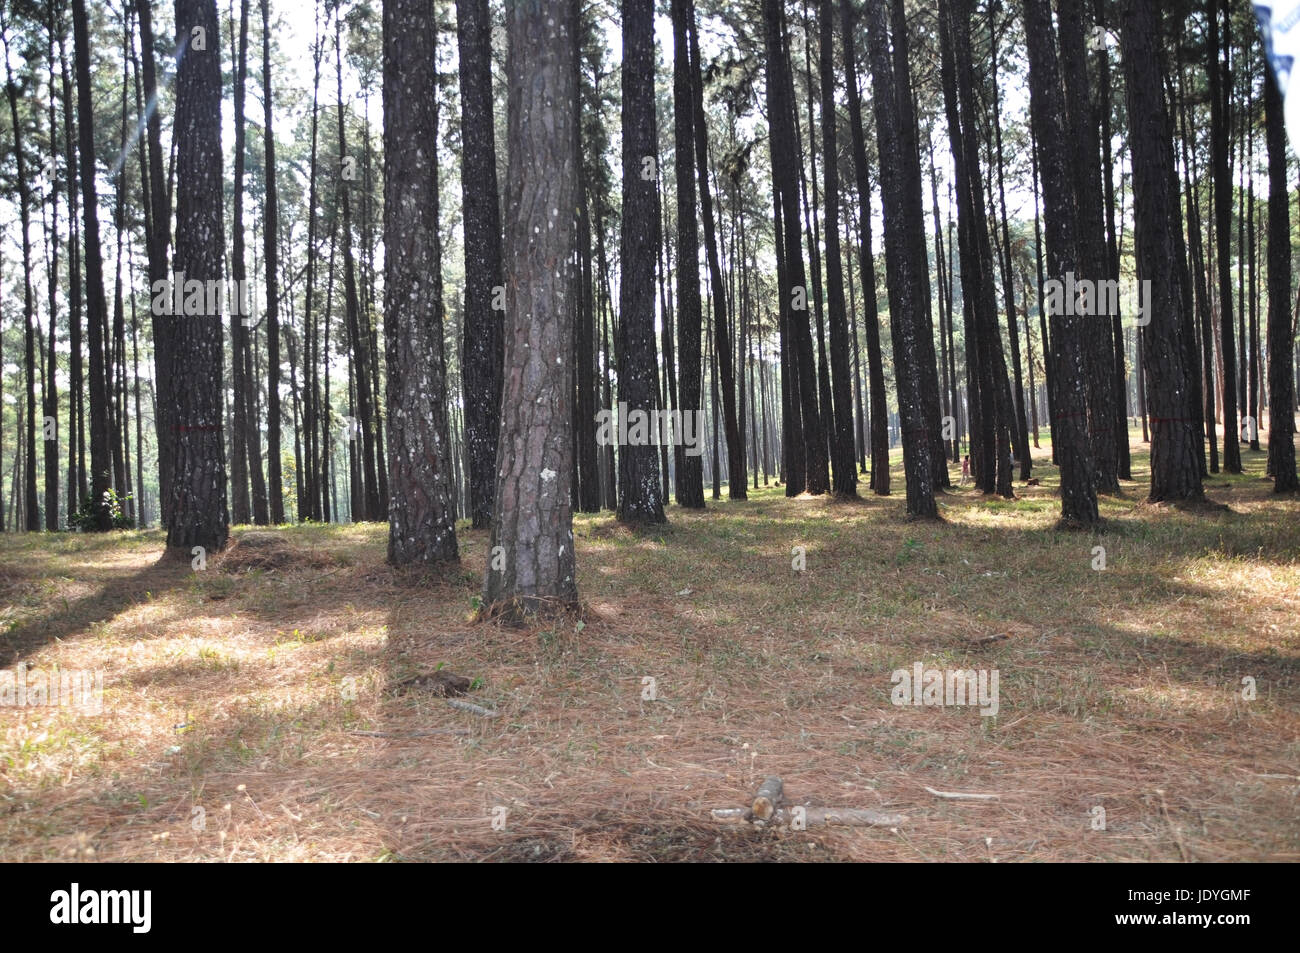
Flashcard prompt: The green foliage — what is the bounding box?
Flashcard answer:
[69,489,134,532]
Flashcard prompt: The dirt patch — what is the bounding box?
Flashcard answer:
[216,532,345,573]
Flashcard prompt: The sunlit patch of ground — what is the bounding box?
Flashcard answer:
[1,432,1296,861]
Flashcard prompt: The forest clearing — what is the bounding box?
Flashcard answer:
[2,438,1296,862]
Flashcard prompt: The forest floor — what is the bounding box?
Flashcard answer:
[1,434,1298,862]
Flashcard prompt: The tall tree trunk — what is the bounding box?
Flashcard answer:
[335,17,380,520]
[841,0,889,494]
[229,0,252,524]
[167,0,230,551]
[1263,57,1297,492]
[817,0,857,497]
[1022,0,1099,527]
[1210,0,1242,471]
[61,30,87,516]
[1177,50,1217,475]
[797,6,834,479]
[1030,119,1057,462]
[1120,0,1202,502]
[43,5,62,530]
[456,0,505,529]
[301,3,324,522]
[72,0,114,531]
[988,7,1031,481]
[1095,0,1131,480]
[383,0,459,564]
[482,0,580,616]
[862,0,937,518]
[617,0,667,523]
[2,15,41,531]
[137,0,173,516]
[261,0,283,523]
[672,0,706,506]
[764,0,828,495]
[940,0,1015,498]
[1246,83,1260,453]
[1058,0,1120,493]
[890,0,949,491]
[656,171,678,502]
[688,8,745,500]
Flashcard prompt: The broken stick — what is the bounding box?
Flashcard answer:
[752,777,784,820]
[710,807,749,823]
[924,786,999,801]
[348,728,470,738]
[446,699,499,718]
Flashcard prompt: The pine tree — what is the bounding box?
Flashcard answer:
[382,0,459,564]
[617,0,666,524]
[456,0,505,530]
[482,0,580,616]
[167,0,229,551]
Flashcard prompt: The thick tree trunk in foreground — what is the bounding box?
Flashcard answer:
[167,0,229,552]
[383,0,459,564]
[483,0,579,615]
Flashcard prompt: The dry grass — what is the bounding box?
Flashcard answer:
[1,434,1297,862]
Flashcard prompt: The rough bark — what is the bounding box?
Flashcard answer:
[671,0,706,507]
[1120,0,1202,502]
[72,0,114,531]
[862,0,937,518]
[1021,0,1099,527]
[167,0,229,551]
[1209,0,1242,472]
[261,0,283,523]
[764,0,828,496]
[383,0,459,564]
[482,0,580,615]
[617,0,667,523]
[1263,59,1298,492]
[840,0,890,494]
[818,0,858,498]
[456,0,505,529]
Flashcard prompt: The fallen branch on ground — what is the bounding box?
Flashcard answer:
[446,699,499,718]
[924,786,999,801]
[348,728,471,738]
[752,776,783,820]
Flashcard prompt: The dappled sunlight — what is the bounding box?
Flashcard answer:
[1,444,1297,861]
